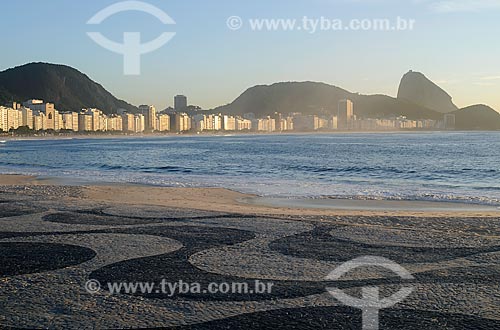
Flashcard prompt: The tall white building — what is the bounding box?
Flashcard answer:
[157,114,170,132]
[33,112,47,131]
[7,108,21,130]
[0,107,8,132]
[444,114,456,130]
[21,107,33,129]
[192,114,205,131]
[223,115,236,131]
[236,117,252,131]
[78,112,93,132]
[256,116,276,132]
[61,112,79,131]
[134,114,145,133]
[106,115,123,131]
[330,116,338,130]
[172,113,191,132]
[139,105,156,131]
[23,100,57,130]
[84,108,102,132]
[122,113,135,132]
[338,99,354,130]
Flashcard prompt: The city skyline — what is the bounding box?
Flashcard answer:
[0,97,455,134]
[1,0,499,111]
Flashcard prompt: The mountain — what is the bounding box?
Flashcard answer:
[214,82,350,116]
[453,105,500,130]
[214,82,442,120]
[2,63,498,130]
[397,71,458,113]
[0,63,137,113]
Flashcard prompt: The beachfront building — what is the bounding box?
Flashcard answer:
[106,115,123,132]
[78,112,93,132]
[280,116,294,131]
[291,115,329,131]
[236,117,252,131]
[82,108,102,132]
[223,115,236,131]
[172,113,191,132]
[61,112,77,131]
[394,116,418,129]
[315,116,329,130]
[28,102,57,130]
[444,114,456,130]
[46,105,58,130]
[191,114,254,132]
[22,100,59,130]
[273,113,283,131]
[157,113,170,132]
[201,114,222,131]
[32,111,47,131]
[272,113,294,132]
[347,117,441,131]
[0,107,8,132]
[338,99,354,130]
[7,108,21,130]
[330,116,338,130]
[374,118,396,130]
[352,118,381,131]
[134,114,145,133]
[192,114,205,131]
[193,114,252,132]
[21,107,33,129]
[56,113,63,131]
[122,113,135,132]
[420,119,438,129]
[139,105,157,131]
[254,116,276,132]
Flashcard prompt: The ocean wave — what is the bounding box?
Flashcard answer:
[321,194,500,206]
[2,134,500,206]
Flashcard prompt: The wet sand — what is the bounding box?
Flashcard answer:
[1,174,499,217]
[245,196,500,212]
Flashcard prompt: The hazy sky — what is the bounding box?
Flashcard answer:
[1,0,499,110]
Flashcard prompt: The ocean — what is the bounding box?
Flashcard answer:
[1,132,499,205]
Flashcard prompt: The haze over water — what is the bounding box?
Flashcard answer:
[1,132,499,205]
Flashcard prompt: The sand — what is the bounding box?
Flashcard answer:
[1,174,498,217]
[1,173,499,329]
[0,175,36,185]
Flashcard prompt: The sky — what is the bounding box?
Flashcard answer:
[1,0,500,110]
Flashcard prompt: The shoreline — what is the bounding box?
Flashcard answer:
[244,196,500,212]
[1,174,499,217]
[2,130,500,142]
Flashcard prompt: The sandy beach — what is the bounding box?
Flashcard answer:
[1,174,498,218]
[1,174,499,329]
